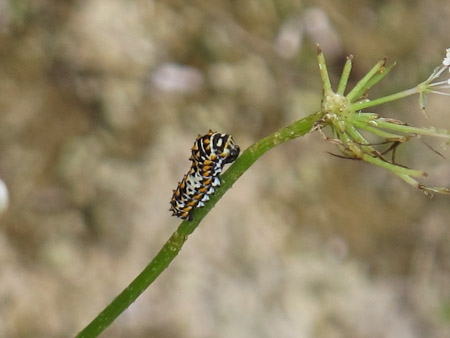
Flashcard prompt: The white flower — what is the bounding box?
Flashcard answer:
[443,48,450,66]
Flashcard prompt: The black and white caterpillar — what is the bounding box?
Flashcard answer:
[170,130,240,221]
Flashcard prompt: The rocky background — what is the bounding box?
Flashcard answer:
[0,1,449,337]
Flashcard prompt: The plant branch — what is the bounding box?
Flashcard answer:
[351,87,418,110]
[75,111,323,338]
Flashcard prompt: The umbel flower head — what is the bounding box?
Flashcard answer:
[312,45,450,195]
[417,47,450,113]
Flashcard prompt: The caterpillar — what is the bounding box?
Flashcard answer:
[170,130,240,221]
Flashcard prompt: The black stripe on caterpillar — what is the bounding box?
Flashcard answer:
[170,130,240,221]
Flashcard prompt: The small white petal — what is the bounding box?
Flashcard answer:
[442,48,450,66]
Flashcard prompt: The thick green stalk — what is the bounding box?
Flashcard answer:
[75,111,323,338]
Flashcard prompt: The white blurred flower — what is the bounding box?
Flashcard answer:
[275,8,342,60]
[442,48,450,66]
[150,63,203,93]
[274,15,304,59]
[0,178,9,213]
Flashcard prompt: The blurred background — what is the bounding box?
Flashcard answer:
[0,0,450,337]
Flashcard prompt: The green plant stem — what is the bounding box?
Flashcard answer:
[75,111,323,338]
[317,46,332,94]
[375,119,450,138]
[346,59,386,101]
[358,62,396,98]
[337,55,352,95]
[351,87,417,111]
[351,120,407,141]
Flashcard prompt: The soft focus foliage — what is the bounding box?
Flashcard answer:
[0,1,449,337]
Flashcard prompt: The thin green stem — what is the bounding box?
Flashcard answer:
[354,112,380,122]
[351,87,417,111]
[317,46,332,94]
[345,124,369,145]
[75,223,193,338]
[359,62,396,95]
[337,55,353,95]
[346,59,387,102]
[338,125,425,178]
[376,119,450,138]
[419,91,428,117]
[360,151,426,177]
[394,172,422,188]
[75,111,323,338]
[352,120,407,141]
